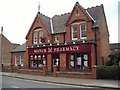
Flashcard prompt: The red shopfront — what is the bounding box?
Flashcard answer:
[28,43,92,71]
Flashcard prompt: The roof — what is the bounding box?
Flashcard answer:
[0,34,11,44]
[52,13,70,33]
[12,43,20,49]
[12,43,26,52]
[87,5,103,27]
[110,43,120,50]
[26,2,105,37]
[38,13,51,33]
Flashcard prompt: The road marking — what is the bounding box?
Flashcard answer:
[11,86,19,88]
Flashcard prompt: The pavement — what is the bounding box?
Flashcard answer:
[1,72,120,89]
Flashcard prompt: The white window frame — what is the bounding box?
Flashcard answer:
[80,23,87,39]
[33,31,38,44]
[20,56,24,66]
[55,36,59,43]
[15,56,19,66]
[39,30,44,38]
[71,25,78,40]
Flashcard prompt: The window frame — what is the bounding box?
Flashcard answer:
[20,55,24,66]
[54,36,59,43]
[39,30,44,38]
[71,24,78,40]
[30,54,47,68]
[68,53,89,70]
[15,55,19,66]
[33,31,38,44]
[80,23,87,39]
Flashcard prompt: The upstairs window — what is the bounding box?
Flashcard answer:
[39,30,45,43]
[80,23,87,39]
[39,30,44,38]
[33,31,38,44]
[72,25,77,40]
[33,29,45,44]
[54,36,59,43]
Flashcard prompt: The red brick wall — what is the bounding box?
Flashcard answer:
[1,35,13,66]
[60,53,67,70]
[47,54,52,71]
[11,52,25,67]
[52,34,65,44]
[26,15,51,46]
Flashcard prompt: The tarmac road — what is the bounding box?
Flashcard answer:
[1,76,114,90]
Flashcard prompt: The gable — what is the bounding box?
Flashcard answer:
[26,12,51,39]
[66,2,92,26]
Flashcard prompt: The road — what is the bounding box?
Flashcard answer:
[2,76,112,90]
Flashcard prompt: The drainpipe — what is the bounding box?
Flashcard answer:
[92,26,99,66]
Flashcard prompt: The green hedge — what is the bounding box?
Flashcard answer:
[97,65,120,80]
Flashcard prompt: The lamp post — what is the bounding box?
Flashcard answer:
[92,26,99,66]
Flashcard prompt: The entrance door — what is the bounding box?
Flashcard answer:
[52,54,60,72]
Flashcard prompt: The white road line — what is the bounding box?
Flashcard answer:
[11,86,19,88]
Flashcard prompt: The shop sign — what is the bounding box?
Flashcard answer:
[33,46,79,53]
[29,44,91,54]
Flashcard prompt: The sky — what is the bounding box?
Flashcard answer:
[0,0,119,45]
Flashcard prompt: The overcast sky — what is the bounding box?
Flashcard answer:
[0,0,119,44]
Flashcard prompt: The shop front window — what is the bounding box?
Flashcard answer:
[30,54,46,68]
[69,53,89,70]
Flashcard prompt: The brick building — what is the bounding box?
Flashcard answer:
[11,2,110,78]
[11,43,26,67]
[0,34,20,66]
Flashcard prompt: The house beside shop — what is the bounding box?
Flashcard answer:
[0,34,20,67]
[11,2,110,79]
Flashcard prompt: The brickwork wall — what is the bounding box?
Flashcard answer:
[98,5,110,65]
[1,35,13,66]
[60,53,67,70]
[11,52,25,67]
[47,54,52,71]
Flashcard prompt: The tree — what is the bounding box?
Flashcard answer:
[106,51,120,66]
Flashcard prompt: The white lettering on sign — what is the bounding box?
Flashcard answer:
[53,46,79,52]
[34,49,47,53]
[33,46,79,53]
[48,47,52,53]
